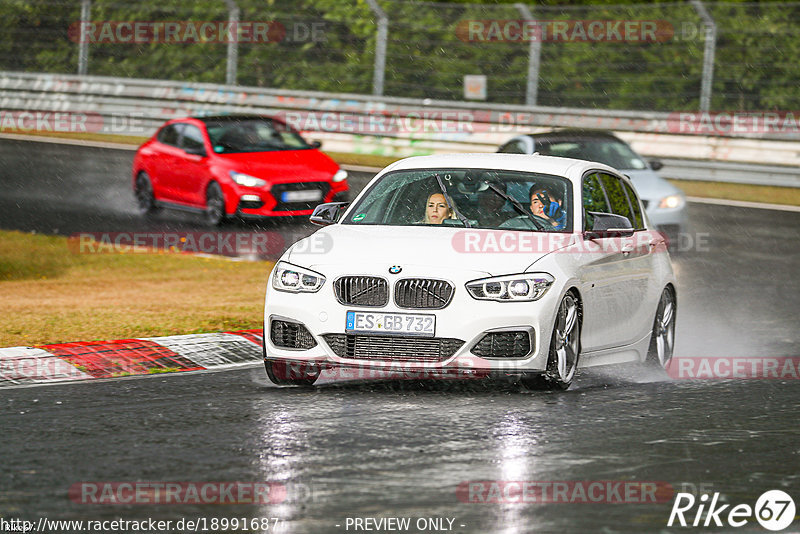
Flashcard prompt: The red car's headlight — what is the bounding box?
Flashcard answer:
[229,171,267,188]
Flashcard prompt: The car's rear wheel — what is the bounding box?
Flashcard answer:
[134,172,158,216]
[646,286,676,369]
[205,182,226,226]
[521,292,581,390]
[264,360,320,387]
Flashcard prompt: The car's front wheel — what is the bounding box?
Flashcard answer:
[205,182,226,226]
[521,292,581,390]
[646,286,676,370]
[134,172,158,216]
[264,360,320,387]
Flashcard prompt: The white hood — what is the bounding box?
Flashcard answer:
[286,224,575,277]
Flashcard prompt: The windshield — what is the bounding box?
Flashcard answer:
[535,138,647,171]
[343,168,572,232]
[205,118,311,154]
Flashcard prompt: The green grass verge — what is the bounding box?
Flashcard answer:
[0,230,270,347]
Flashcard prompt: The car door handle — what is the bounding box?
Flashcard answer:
[621,243,634,256]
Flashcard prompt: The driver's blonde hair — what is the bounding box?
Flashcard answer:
[423,193,456,223]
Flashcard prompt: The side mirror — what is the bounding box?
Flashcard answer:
[184,146,207,157]
[584,212,634,239]
[310,140,322,149]
[310,202,349,226]
[649,159,663,171]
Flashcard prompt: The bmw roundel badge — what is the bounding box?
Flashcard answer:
[389,265,402,274]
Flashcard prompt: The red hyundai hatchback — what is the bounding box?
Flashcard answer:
[132,115,348,225]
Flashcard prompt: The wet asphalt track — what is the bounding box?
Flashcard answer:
[1,137,799,533]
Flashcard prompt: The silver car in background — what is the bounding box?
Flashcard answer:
[498,130,688,241]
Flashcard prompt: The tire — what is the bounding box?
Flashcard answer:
[521,292,581,390]
[264,360,320,387]
[134,172,158,216]
[646,286,676,370]
[204,182,226,226]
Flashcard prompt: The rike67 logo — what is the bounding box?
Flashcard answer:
[668,490,795,531]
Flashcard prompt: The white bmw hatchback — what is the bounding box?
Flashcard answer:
[263,154,677,389]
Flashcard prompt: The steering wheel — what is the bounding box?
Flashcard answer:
[498,215,554,231]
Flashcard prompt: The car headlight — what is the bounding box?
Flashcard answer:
[466,273,554,302]
[230,171,267,188]
[272,261,325,293]
[658,194,684,209]
[332,169,348,182]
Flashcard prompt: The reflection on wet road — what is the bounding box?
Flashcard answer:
[2,367,798,532]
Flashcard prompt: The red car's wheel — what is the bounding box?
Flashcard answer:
[204,182,226,226]
[134,172,158,216]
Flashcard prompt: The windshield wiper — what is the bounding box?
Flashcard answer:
[433,173,472,228]
[483,182,549,231]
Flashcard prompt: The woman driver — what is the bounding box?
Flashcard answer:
[423,193,455,224]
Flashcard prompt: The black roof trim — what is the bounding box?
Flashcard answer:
[192,114,278,123]
[523,129,622,142]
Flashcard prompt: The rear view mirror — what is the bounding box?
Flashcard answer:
[310,140,322,149]
[649,159,663,171]
[310,202,349,226]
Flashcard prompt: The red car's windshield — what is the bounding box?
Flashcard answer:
[205,118,311,154]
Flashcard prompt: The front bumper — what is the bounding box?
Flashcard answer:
[263,268,561,374]
[644,202,688,235]
[235,180,349,217]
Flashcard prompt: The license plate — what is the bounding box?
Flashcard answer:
[282,190,323,202]
[346,311,435,337]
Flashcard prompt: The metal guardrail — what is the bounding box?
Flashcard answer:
[0,71,798,188]
[659,159,800,188]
